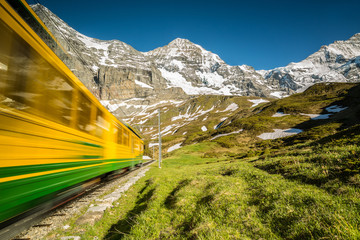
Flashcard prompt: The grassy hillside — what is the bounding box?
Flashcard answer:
[189,83,360,147]
[55,83,360,239]
[57,141,359,239]
[143,83,359,155]
[138,95,270,156]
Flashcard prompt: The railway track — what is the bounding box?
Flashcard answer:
[4,160,154,240]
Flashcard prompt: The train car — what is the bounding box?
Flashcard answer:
[0,0,144,236]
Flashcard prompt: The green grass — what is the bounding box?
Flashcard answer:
[56,141,360,240]
[251,124,360,199]
[52,83,360,239]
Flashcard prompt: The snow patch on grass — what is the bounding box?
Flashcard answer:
[257,128,303,140]
[248,99,269,108]
[222,103,238,112]
[211,129,243,140]
[272,112,290,117]
[167,143,182,153]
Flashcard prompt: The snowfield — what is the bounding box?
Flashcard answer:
[167,143,182,153]
[171,106,214,122]
[248,99,269,108]
[210,130,243,140]
[272,112,290,117]
[257,128,303,140]
[160,68,223,95]
[222,103,239,112]
[135,80,153,89]
[270,91,288,98]
[149,143,159,147]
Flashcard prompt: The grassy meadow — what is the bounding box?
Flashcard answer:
[55,83,360,239]
[58,140,360,239]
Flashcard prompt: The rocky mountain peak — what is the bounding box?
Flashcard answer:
[30,4,360,109]
[349,33,360,41]
[261,33,360,95]
[168,38,193,48]
[147,38,223,65]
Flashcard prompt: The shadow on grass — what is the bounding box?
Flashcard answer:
[164,179,191,209]
[246,185,309,239]
[104,184,155,240]
[197,194,214,206]
[221,169,236,176]
[175,193,215,240]
[139,178,154,195]
[254,159,359,193]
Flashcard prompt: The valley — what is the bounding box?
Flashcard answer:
[44,82,360,239]
[27,4,360,239]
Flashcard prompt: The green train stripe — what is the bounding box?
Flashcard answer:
[74,140,103,148]
[0,158,142,184]
[0,157,141,178]
[0,160,141,222]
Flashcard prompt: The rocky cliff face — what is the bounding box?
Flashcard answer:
[146,38,269,97]
[31,4,185,103]
[31,4,272,103]
[31,4,360,111]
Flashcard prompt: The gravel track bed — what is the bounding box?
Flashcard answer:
[15,164,152,240]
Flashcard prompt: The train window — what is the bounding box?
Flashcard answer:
[77,93,92,133]
[0,20,12,96]
[117,125,123,145]
[94,110,103,138]
[131,135,134,153]
[95,110,110,138]
[137,141,140,151]
[134,139,139,152]
[41,69,73,125]
[0,19,73,126]
[123,129,129,146]
[0,19,32,111]
[112,124,118,142]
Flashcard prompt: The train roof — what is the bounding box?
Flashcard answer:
[7,0,67,56]
[6,0,142,140]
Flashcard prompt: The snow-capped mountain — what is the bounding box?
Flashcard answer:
[146,38,268,96]
[31,4,175,101]
[31,4,360,107]
[262,33,360,93]
[31,4,270,102]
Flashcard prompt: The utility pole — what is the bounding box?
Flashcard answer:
[152,144,155,160]
[158,108,162,168]
[136,110,162,168]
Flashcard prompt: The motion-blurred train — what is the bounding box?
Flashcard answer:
[0,0,144,238]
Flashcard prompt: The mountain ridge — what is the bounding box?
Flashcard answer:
[31,4,360,107]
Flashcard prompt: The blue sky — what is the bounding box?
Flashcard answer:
[36,0,360,70]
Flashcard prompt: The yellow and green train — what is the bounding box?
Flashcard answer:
[0,0,144,234]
